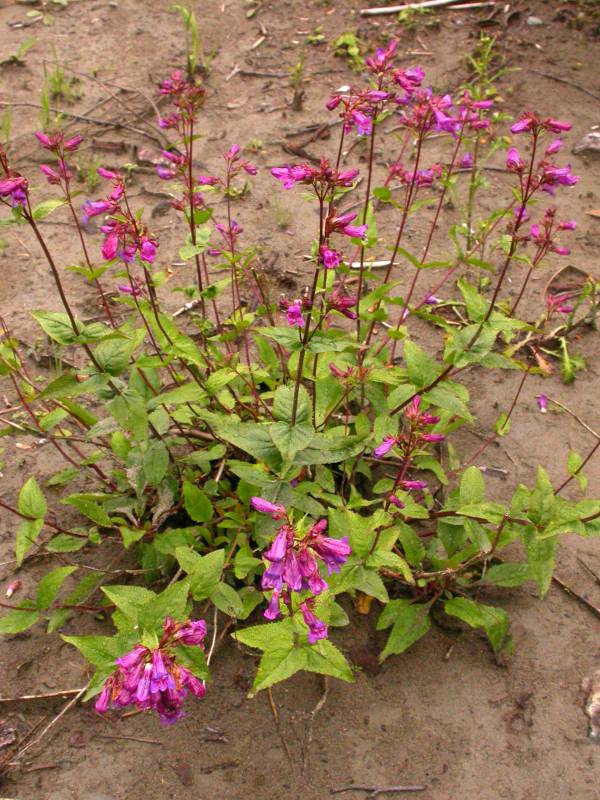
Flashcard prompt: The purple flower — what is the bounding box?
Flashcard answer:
[64,135,84,151]
[510,116,534,134]
[34,131,53,148]
[421,433,445,443]
[389,495,405,509]
[536,393,548,413]
[198,175,220,186]
[300,602,328,644]
[40,164,61,184]
[94,617,206,724]
[286,300,304,328]
[82,198,113,224]
[139,237,157,263]
[460,152,474,169]
[0,176,27,197]
[373,436,396,459]
[174,619,207,646]
[351,110,372,137]
[343,223,368,240]
[319,246,342,269]
[251,496,287,520]
[102,233,119,261]
[225,143,241,160]
[546,139,563,155]
[506,147,524,171]
[156,165,176,180]
[546,118,572,133]
[559,219,576,231]
[264,588,282,620]
[424,292,441,305]
[401,480,428,491]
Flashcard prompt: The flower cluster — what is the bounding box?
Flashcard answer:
[83,168,158,264]
[373,395,445,501]
[95,617,207,725]
[251,497,351,641]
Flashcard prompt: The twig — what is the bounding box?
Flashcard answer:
[97,734,161,745]
[331,784,427,796]
[206,605,219,666]
[0,687,86,703]
[578,558,600,587]
[360,0,491,15]
[552,575,600,620]
[266,687,294,765]
[528,69,600,104]
[547,397,600,441]
[11,684,89,763]
[0,101,161,145]
[302,677,329,773]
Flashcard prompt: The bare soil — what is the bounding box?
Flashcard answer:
[0,1,599,798]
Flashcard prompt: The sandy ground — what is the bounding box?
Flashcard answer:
[0,0,599,797]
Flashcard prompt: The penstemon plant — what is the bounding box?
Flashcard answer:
[0,34,599,727]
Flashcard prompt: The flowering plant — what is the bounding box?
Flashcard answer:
[0,33,598,723]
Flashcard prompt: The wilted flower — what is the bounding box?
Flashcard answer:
[536,394,548,413]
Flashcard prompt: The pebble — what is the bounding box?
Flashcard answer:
[527,16,544,26]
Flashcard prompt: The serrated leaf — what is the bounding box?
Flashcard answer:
[0,606,40,634]
[377,599,431,660]
[15,518,44,566]
[482,563,530,587]
[36,565,77,610]
[444,596,509,652]
[210,582,243,617]
[18,476,47,519]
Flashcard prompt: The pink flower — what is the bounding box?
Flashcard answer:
[506,147,524,171]
[536,394,548,413]
[286,300,304,328]
[64,135,84,151]
[401,480,427,491]
[319,247,342,269]
[373,436,396,459]
[250,497,287,520]
[546,118,572,133]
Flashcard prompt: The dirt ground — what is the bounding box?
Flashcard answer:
[0,0,599,798]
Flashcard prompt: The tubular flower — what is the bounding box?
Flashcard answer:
[260,516,350,613]
[94,618,206,725]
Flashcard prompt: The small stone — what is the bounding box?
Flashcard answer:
[526,16,544,26]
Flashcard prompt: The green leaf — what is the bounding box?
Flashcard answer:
[15,518,44,566]
[494,411,510,436]
[63,495,112,527]
[210,582,244,617]
[46,533,87,552]
[482,563,530,587]
[32,311,78,345]
[0,606,40,634]
[139,580,190,632]
[62,632,135,671]
[176,547,224,600]
[459,466,485,505]
[183,481,213,523]
[176,643,209,680]
[521,526,556,597]
[18,476,47,519]
[376,599,431,660]
[102,585,155,626]
[444,596,509,652]
[32,198,65,220]
[403,339,441,389]
[108,388,148,441]
[143,440,169,487]
[234,618,353,696]
[567,450,587,491]
[36,565,77,610]
[94,331,144,376]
